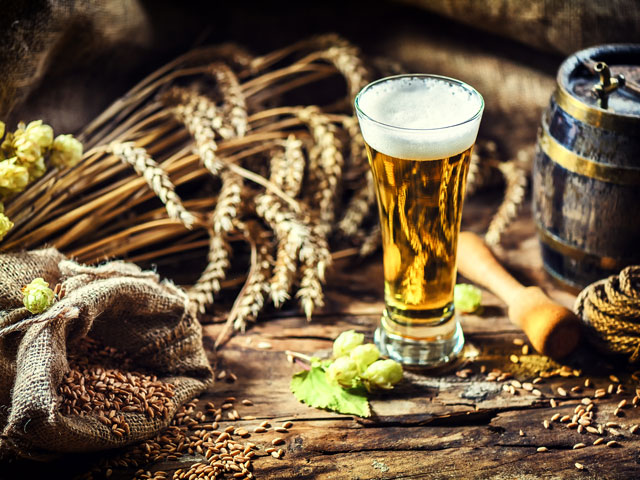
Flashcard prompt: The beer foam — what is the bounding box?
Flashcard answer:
[356,76,483,160]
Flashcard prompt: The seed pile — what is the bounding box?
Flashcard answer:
[80,394,295,480]
[456,336,640,472]
[58,338,175,436]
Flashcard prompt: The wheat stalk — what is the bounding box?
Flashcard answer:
[109,142,196,229]
[359,223,381,257]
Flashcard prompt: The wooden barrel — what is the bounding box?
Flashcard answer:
[533,44,640,291]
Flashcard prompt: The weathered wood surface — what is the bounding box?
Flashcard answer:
[5,196,640,479]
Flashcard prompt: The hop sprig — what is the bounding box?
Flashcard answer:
[454,283,483,314]
[332,330,364,358]
[22,277,56,314]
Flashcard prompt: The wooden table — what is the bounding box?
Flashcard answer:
[7,198,640,479]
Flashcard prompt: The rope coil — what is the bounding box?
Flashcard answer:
[575,265,640,362]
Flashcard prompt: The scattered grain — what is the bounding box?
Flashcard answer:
[536,447,548,452]
[557,387,568,397]
[575,462,585,470]
[586,426,599,434]
[572,443,586,449]
[272,438,285,446]
[609,374,620,383]
[511,380,522,389]
[618,399,627,409]
[630,425,639,434]
[550,399,558,408]
[282,422,293,429]
[513,338,525,346]
[521,345,529,355]
[606,440,621,448]
[593,438,605,445]
[509,355,519,364]
[543,420,550,429]
[551,413,561,422]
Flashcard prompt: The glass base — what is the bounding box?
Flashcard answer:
[375,312,465,367]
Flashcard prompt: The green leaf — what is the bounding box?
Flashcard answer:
[290,363,371,417]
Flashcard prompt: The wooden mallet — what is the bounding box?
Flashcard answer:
[457,231,581,359]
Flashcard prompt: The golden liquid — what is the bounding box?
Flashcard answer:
[367,143,471,329]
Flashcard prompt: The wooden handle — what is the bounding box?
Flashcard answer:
[457,231,581,358]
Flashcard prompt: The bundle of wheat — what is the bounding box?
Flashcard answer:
[0,34,524,342]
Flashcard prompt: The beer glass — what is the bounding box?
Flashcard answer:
[354,74,484,366]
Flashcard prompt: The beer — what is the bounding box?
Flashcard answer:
[368,143,471,331]
[355,74,483,365]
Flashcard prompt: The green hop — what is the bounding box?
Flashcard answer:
[0,158,30,191]
[326,355,359,388]
[22,277,56,314]
[361,359,403,392]
[350,343,380,374]
[333,330,364,358]
[454,283,483,313]
[0,121,5,140]
[0,212,13,241]
[24,120,54,148]
[27,156,47,181]
[50,134,83,168]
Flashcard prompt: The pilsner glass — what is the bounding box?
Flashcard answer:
[354,74,484,366]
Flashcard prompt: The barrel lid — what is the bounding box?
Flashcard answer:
[556,44,640,131]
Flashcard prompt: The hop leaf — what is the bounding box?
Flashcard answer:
[0,158,30,192]
[350,343,380,374]
[326,355,359,388]
[22,277,56,314]
[333,329,364,358]
[50,134,83,168]
[361,359,403,392]
[454,283,483,313]
[0,212,13,241]
[291,360,370,417]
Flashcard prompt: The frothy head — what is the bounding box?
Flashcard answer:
[355,75,484,160]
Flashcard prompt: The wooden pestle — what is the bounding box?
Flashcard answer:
[457,231,581,359]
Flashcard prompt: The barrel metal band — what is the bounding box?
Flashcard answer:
[536,223,637,270]
[538,128,640,185]
[554,86,640,134]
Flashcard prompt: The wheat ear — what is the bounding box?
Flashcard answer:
[317,44,371,104]
[188,232,231,313]
[212,169,243,234]
[297,106,343,234]
[296,224,331,320]
[109,142,196,229]
[484,154,528,246]
[210,62,248,138]
[166,87,224,175]
[359,223,381,257]
[270,135,305,198]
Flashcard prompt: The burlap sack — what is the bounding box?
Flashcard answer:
[0,248,213,459]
